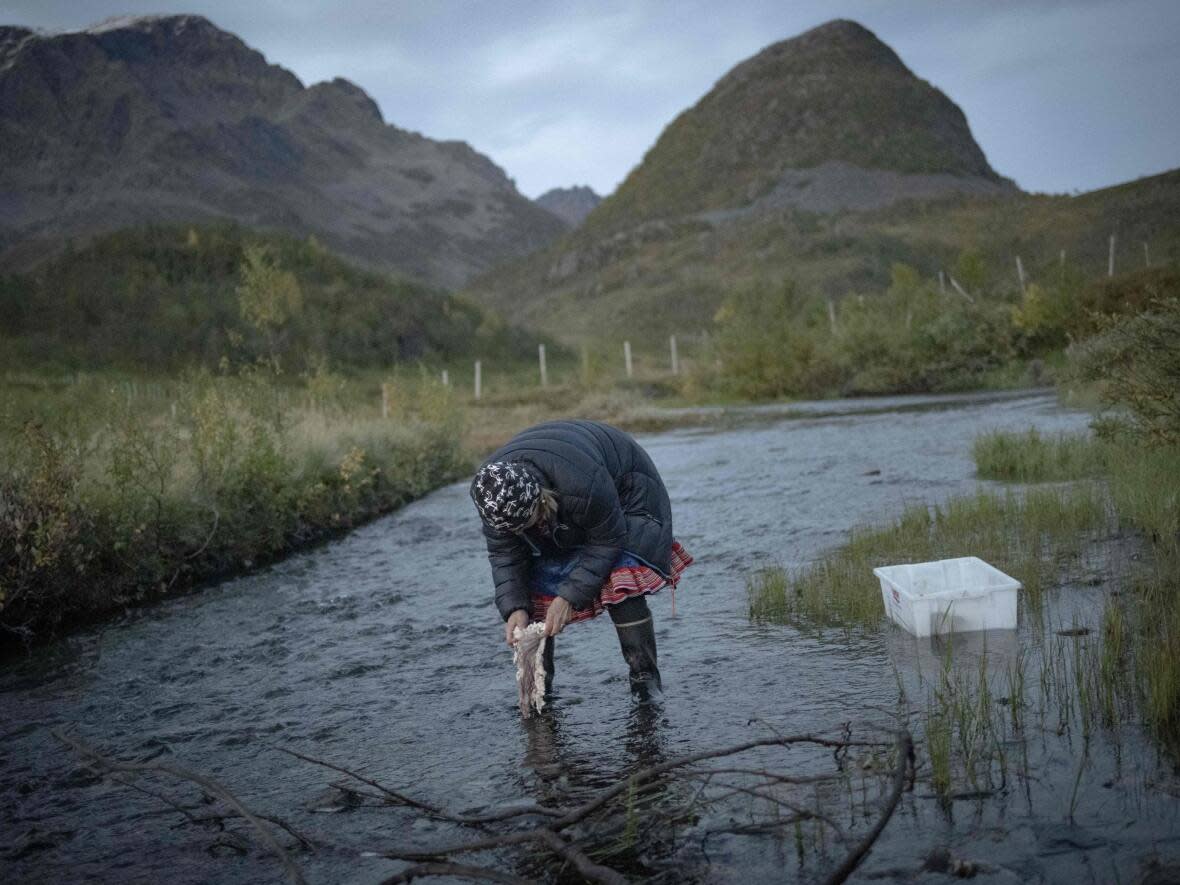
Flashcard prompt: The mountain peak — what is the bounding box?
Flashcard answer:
[536,185,601,227]
[761,19,906,71]
[800,18,888,42]
[587,19,1007,230]
[303,77,384,124]
[83,13,219,36]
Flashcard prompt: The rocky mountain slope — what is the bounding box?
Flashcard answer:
[0,15,566,287]
[585,19,1015,234]
[535,185,601,227]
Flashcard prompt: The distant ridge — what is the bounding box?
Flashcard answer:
[0,14,567,286]
[535,185,602,227]
[587,19,1015,232]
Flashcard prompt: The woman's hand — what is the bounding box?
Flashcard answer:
[505,609,530,646]
[544,596,573,638]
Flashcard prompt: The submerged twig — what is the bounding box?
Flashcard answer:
[273,744,562,824]
[53,728,307,885]
[380,861,534,884]
[819,729,914,885]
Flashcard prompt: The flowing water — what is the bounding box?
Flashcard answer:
[3,391,1178,883]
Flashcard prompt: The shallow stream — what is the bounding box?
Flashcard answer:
[3,390,1177,883]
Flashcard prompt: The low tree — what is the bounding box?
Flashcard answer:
[237,245,303,368]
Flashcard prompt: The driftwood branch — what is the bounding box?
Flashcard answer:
[381,861,534,884]
[819,729,915,885]
[53,728,307,885]
[273,744,562,825]
[378,827,624,885]
[272,743,447,817]
[551,732,889,830]
[54,710,913,885]
[302,729,896,882]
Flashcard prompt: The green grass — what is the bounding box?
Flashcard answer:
[0,369,468,643]
[1108,445,1180,545]
[972,429,1110,482]
[747,483,1108,630]
[751,422,1180,791]
[973,428,1179,546]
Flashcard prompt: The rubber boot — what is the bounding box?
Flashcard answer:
[610,597,662,701]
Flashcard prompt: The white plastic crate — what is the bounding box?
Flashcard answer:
[873,557,1020,638]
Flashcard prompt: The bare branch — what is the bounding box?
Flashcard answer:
[378,828,624,885]
[699,779,848,841]
[533,829,627,885]
[820,729,914,885]
[53,728,307,885]
[678,766,842,785]
[553,732,889,829]
[274,745,562,824]
[380,861,534,884]
[271,744,444,816]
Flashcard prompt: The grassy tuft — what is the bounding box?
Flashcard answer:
[972,429,1109,482]
[748,484,1108,630]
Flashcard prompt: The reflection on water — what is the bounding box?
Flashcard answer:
[3,390,1178,882]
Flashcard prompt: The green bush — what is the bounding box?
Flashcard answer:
[713,279,842,399]
[712,265,1021,399]
[1072,293,1180,445]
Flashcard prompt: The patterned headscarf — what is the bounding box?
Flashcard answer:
[470,461,542,532]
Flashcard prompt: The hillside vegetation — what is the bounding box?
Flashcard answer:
[467,169,1180,374]
[0,224,545,373]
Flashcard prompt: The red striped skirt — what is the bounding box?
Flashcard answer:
[530,541,693,625]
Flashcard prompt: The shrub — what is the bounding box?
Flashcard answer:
[0,372,467,643]
[1072,294,1180,445]
[713,280,841,398]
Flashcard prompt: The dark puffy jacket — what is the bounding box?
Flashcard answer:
[475,420,673,620]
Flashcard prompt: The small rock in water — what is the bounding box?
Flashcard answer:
[305,786,361,813]
[923,847,982,877]
[1139,858,1180,885]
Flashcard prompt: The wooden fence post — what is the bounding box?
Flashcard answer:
[827,298,837,334]
[948,276,974,303]
[669,335,679,375]
[441,369,449,387]
[623,341,633,379]
[474,360,482,401]
[538,344,548,388]
[1015,256,1027,296]
[938,270,946,296]
[1108,234,1116,277]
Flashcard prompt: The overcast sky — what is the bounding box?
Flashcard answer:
[6,0,1178,198]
